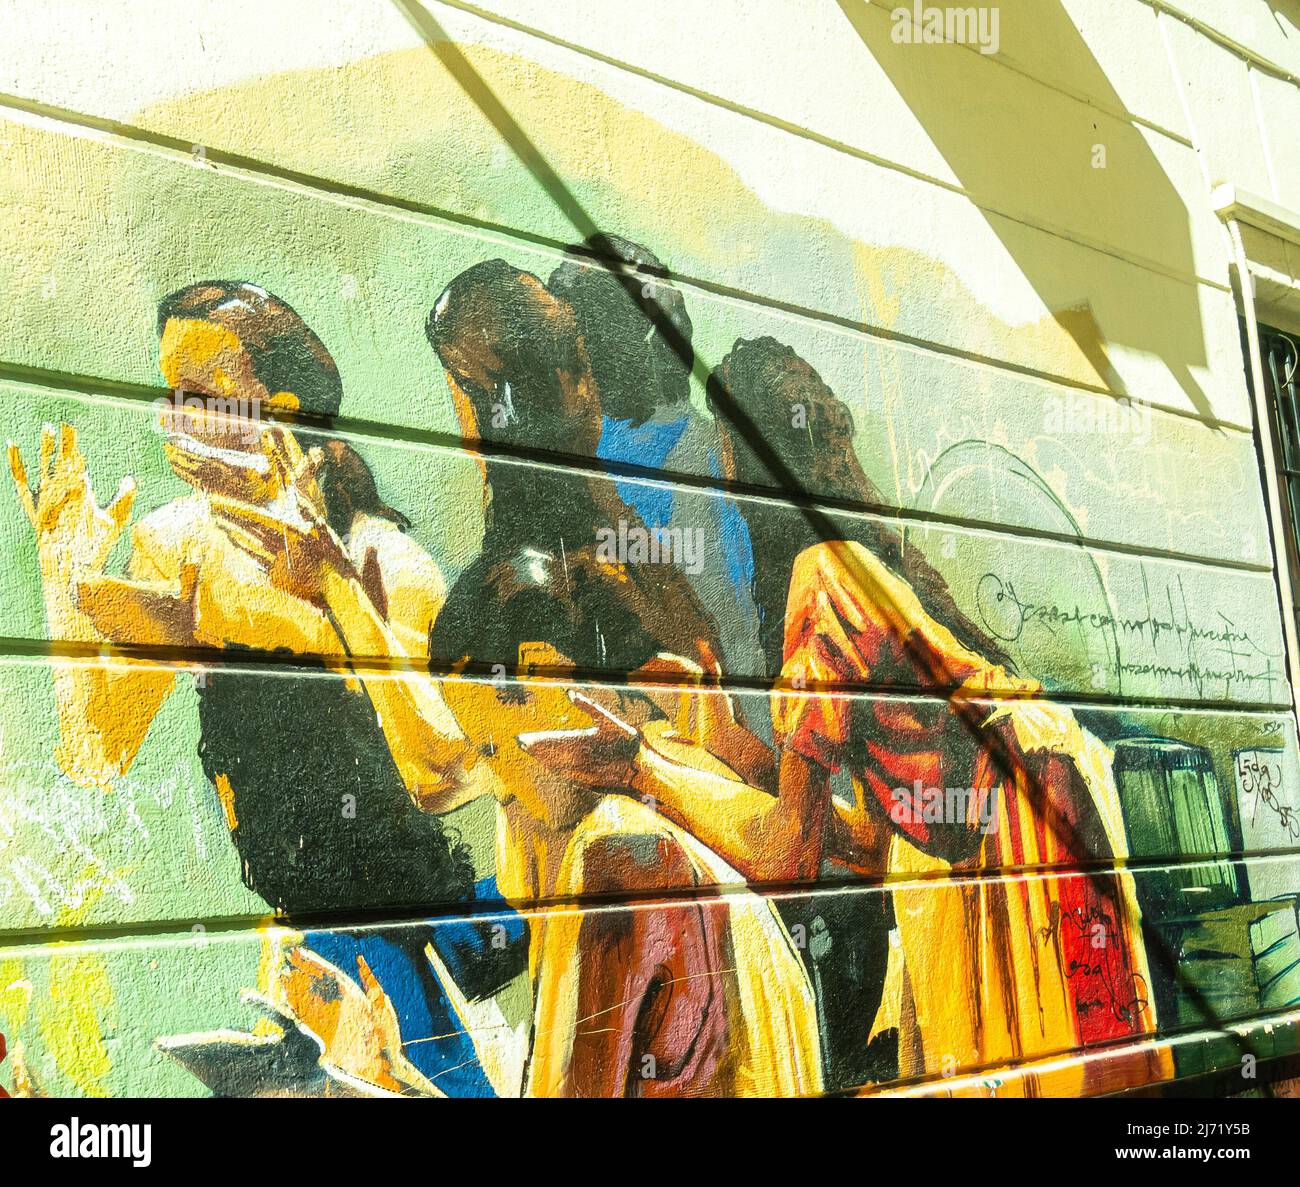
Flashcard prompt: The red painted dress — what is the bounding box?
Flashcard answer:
[775,540,1171,1094]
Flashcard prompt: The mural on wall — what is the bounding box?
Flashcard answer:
[3,2,1300,1100]
[3,241,1298,1098]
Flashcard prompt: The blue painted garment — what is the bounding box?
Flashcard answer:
[597,415,754,600]
[597,414,690,527]
[707,446,755,595]
[305,878,528,1098]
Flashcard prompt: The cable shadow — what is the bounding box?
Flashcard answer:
[390,0,1250,1079]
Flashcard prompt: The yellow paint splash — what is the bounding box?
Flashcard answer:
[39,953,115,1097]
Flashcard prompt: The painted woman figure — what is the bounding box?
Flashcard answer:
[557,336,1169,1094]
[7,282,499,1095]
[217,262,822,1095]
[549,234,765,676]
[428,257,773,797]
[424,261,816,1094]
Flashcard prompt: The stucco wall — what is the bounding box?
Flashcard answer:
[1,0,1299,1097]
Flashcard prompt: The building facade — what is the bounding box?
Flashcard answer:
[2,0,1300,1097]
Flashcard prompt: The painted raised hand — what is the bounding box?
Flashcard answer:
[515,686,642,789]
[8,423,135,637]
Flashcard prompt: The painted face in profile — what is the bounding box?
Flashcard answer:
[157,316,304,500]
[440,642,641,830]
[427,260,603,462]
[709,337,863,502]
[159,317,284,447]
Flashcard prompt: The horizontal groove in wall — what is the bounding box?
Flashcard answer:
[1145,0,1300,88]
[0,4,1227,302]
[408,0,1220,291]
[10,915,1297,1103]
[0,3,1294,1102]
[0,638,1291,714]
[431,0,1199,152]
[862,1003,1300,1098]
[0,93,1244,434]
[3,850,1298,948]
[0,363,1272,578]
[472,0,1300,157]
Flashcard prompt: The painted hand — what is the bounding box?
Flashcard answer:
[162,435,283,506]
[210,426,351,602]
[8,424,136,633]
[516,687,644,789]
[74,563,201,649]
[277,946,442,1097]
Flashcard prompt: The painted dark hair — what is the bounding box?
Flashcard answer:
[426,259,595,456]
[197,661,477,916]
[426,257,725,673]
[548,234,694,425]
[707,336,1013,671]
[317,439,411,538]
[157,281,343,418]
[707,336,863,504]
[431,546,666,679]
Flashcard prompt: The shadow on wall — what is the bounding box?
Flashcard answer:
[94,1,1210,424]
[1265,2,1300,35]
[835,0,1219,420]
[385,0,1260,1083]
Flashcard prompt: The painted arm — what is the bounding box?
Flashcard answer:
[780,540,1033,865]
[623,540,985,880]
[629,712,887,880]
[206,429,478,812]
[632,729,830,882]
[7,426,180,789]
[317,565,479,810]
[518,683,830,883]
[630,655,825,880]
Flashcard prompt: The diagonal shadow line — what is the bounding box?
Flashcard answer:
[390,0,1246,1066]
[1,359,1271,576]
[392,0,601,246]
[831,0,1219,424]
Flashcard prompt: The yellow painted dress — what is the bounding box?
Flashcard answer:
[497,790,823,1097]
[442,678,823,1098]
[775,540,1172,1095]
